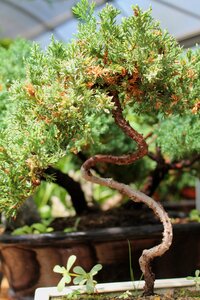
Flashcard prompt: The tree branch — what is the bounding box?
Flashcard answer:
[44,167,89,215]
[143,148,169,196]
[170,154,200,170]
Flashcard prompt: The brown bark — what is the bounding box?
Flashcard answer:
[81,93,173,295]
[44,167,89,215]
[142,148,169,196]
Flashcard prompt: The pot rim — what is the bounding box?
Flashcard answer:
[0,222,199,245]
[34,278,196,300]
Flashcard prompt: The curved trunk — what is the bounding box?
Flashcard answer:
[81,93,173,296]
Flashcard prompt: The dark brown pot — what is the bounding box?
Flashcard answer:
[0,222,199,300]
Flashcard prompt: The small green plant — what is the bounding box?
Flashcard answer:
[63,217,81,233]
[53,255,102,294]
[11,217,81,235]
[12,220,54,235]
[189,209,200,222]
[128,240,134,283]
[127,240,143,296]
[118,290,133,299]
[187,270,200,289]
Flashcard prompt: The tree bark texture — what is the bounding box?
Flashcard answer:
[45,167,89,215]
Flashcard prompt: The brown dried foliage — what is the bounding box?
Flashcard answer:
[25,83,35,97]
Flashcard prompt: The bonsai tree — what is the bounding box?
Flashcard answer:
[0,0,200,295]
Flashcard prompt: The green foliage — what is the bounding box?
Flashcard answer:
[72,0,95,22]
[63,217,80,233]
[156,114,200,160]
[0,38,13,49]
[128,240,134,284]
[11,216,81,235]
[0,0,199,217]
[12,220,54,235]
[34,181,70,212]
[187,270,200,289]
[92,184,119,205]
[0,38,31,126]
[155,171,196,202]
[118,291,133,299]
[189,209,200,223]
[53,255,102,294]
[38,204,52,219]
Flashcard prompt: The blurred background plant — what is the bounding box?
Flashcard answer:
[0,38,31,127]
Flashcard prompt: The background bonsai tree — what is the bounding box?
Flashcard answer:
[0,0,200,295]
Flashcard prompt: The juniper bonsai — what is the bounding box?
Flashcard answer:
[0,0,200,295]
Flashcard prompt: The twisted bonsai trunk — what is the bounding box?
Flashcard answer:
[81,93,173,296]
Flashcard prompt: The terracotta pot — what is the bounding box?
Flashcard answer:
[0,222,200,300]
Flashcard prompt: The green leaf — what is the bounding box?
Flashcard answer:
[66,255,76,271]
[12,225,32,235]
[63,227,75,233]
[73,276,86,285]
[38,204,52,219]
[72,0,95,21]
[57,277,67,292]
[73,266,86,275]
[53,265,65,274]
[90,264,102,275]
[63,273,72,284]
[31,223,46,232]
[46,227,54,233]
[85,279,95,293]
[195,270,200,277]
